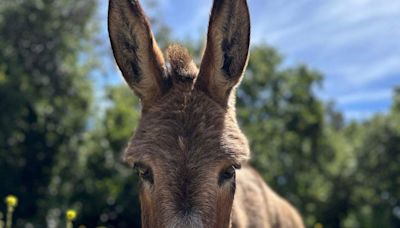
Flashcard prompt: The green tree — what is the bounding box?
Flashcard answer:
[343,88,400,228]
[0,0,96,226]
[64,86,142,228]
[237,45,400,227]
[237,45,357,227]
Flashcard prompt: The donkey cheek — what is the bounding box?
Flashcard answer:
[214,186,235,227]
[140,190,158,228]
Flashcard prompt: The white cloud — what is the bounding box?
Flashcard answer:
[329,56,400,87]
[336,89,392,106]
[247,0,400,121]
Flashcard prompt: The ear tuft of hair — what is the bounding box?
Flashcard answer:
[167,44,198,84]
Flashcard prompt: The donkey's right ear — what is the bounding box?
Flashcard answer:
[108,0,168,110]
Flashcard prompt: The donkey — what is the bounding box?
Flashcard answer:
[108,0,304,227]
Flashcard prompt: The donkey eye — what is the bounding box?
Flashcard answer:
[138,168,153,183]
[134,164,154,184]
[219,166,236,183]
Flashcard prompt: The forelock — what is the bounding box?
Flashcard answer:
[166,44,199,87]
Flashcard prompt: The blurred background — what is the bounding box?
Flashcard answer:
[0,0,399,227]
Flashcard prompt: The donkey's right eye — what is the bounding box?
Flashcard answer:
[134,164,154,184]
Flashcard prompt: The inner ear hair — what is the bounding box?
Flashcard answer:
[197,0,251,106]
[108,0,170,110]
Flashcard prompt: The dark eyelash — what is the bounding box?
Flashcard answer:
[219,165,238,185]
[133,162,154,184]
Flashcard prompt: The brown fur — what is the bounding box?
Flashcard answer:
[108,0,304,227]
[232,166,304,228]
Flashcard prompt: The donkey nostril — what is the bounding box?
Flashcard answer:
[167,213,204,228]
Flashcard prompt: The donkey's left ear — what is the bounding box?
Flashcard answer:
[197,0,250,106]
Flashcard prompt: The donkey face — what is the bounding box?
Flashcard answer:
[108,0,250,227]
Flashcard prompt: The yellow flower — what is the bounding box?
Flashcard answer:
[314,223,323,228]
[66,210,77,221]
[5,195,18,207]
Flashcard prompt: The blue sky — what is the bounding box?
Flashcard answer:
[96,0,400,121]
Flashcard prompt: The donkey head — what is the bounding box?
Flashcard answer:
[108,0,250,227]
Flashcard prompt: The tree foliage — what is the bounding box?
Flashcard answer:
[237,46,400,227]
[0,0,96,226]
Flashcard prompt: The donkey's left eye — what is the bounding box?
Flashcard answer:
[219,166,236,183]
